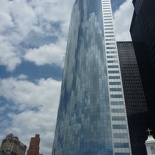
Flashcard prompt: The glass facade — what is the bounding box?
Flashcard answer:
[52,0,132,155]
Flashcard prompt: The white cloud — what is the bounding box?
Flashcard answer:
[0,76,61,110]
[6,110,56,155]
[24,38,66,67]
[0,0,36,70]
[0,0,74,71]
[23,0,74,67]
[9,0,36,41]
[0,76,61,155]
[0,38,21,71]
[0,0,13,32]
[0,0,36,42]
[29,0,74,36]
[0,12,13,32]
[114,0,134,41]
[0,0,74,154]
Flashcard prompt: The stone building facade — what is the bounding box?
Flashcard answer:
[0,134,26,155]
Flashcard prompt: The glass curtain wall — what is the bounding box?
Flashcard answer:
[52,0,132,155]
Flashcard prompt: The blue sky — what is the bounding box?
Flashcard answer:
[0,0,133,155]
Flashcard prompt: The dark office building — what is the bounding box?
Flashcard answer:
[117,41,149,155]
[130,0,155,132]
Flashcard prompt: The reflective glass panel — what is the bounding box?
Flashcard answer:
[114,143,129,148]
[113,125,127,129]
[112,116,126,121]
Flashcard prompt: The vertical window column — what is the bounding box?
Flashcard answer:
[101,0,132,155]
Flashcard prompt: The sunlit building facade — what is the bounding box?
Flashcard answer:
[52,0,132,155]
[27,134,40,155]
[0,134,26,155]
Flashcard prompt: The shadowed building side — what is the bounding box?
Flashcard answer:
[130,0,155,134]
[117,41,149,155]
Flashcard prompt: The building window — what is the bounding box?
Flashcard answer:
[113,125,127,129]
[111,101,123,105]
[105,28,113,30]
[114,143,129,148]
[108,70,119,73]
[113,133,128,138]
[109,76,120,79]
[109,82,121,85]
[111,109,125,113]
[107,47,116,49]
[115,153,130,155]
[106,43,115,45]
[107,56,117,59]
[107,60,118,63]
[106,38,115,41]
[105,35,115,37]
[107,51,116,54]
[110,94,123,98]
[108,65,119,68]
[110,88,122,91]
[104,18,112,21]
[112,116,125,121]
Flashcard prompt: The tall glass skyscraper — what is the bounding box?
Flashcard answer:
[52,0,132,155]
